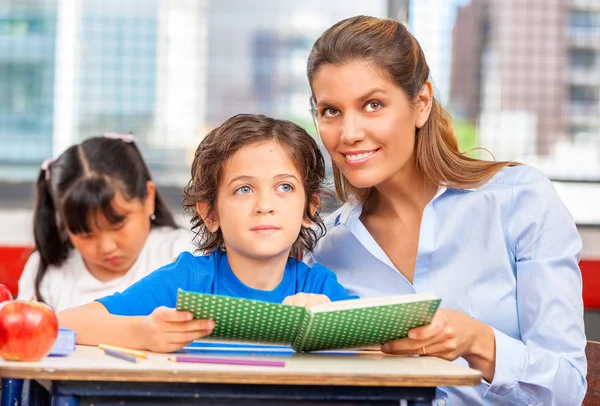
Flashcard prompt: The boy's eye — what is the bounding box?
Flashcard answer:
[234,185,253,195]
[277,183,293,193]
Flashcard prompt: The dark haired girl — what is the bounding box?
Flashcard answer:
[18,134,194,311]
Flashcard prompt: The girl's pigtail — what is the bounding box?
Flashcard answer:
[32,167,70,302]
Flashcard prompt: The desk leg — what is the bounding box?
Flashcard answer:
[1,378,23,406]
[50,395,78,406]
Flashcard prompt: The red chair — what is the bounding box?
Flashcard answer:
[0,246,32,297]
[581,260,600,310]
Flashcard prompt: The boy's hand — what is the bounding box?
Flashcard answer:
[282,293,331,309]
[140,306,215,353]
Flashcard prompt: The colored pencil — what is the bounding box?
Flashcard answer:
[168,356,285,367]
[103,348,140,363]
[98,344,149,359]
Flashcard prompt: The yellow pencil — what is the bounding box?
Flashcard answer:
[98,344,149,359]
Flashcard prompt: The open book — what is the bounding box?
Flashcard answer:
[176,289,441,352]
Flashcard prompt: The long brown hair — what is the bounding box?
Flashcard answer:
[183,114,327,258]
[307,15,517,202]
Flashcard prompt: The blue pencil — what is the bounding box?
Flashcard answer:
[104,347,139,363]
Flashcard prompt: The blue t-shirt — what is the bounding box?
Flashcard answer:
[98,250,355,316]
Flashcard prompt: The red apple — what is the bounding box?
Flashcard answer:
[0,284,12,303]
[0,300,58,361]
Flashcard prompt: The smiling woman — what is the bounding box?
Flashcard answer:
[304,15,587,405]
[313,62,432,193]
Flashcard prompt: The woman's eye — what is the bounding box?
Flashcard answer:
[234,185,252,195]
[277,183,293,193]
[321,107,339,117]
[365,101,383,112]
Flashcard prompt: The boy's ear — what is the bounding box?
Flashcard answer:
[196,202,220,232]
[145,181,156,216]
[302,195,321,228]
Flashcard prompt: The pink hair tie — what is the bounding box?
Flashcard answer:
[41,158,55,181]
[104,132,136,143]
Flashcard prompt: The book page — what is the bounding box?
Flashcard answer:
[298,297,441,352]
[309,292,439,313]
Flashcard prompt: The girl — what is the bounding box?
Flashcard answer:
[304,16,586,405]
[58,114,354,353]
[18,134,194,312]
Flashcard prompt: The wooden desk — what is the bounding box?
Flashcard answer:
[0,345,481,405]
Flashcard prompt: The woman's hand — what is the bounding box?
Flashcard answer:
[282,293,331,309]
[381,308,496,381]
[139,306,215,353]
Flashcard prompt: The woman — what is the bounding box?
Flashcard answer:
[304,15,586,405]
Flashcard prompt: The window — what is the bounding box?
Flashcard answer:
[570,48,598,69]
[571,10,599,29]
[570,85,600,104]
[0,0,388,185]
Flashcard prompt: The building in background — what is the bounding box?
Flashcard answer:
[0,0,389,184]
[0,0,57,178]
[0,0,208,185]
[204,0,388,131]
[250,31,312,124]
[388,0,409,25]
[1,0,598,184]
[153,0,206,151]
[568,0,600,146]
[409,0,469,105]
[450,0,600,178]
[448,0,486,123]
[67,0,207,185]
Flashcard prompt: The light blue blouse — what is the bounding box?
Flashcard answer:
[305,165,586,405]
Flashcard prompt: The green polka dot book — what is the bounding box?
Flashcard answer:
[176,289,441,352]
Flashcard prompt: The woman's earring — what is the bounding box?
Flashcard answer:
[150,213,156,221]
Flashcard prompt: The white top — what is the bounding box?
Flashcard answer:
[17,227,196,312]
